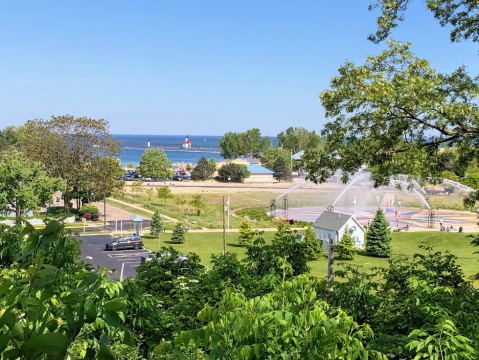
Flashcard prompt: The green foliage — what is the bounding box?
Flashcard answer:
[126,162,135,168]
[259,148,291,171]
[273,156,292,182]
[78,204,99,216]
[219,129,271,159]
[171,222,186,243]
[207,158,217,173]
[150,208,163,236]
[19,115,121,213]
[189,194,206,216]
[0,220,132,358]
[272,220,290,245]
[335,226,357,260]
[277,126,323,154]
[304,40,479,187]
[0,150,65,217]
[217,163,250,182]
[303,224,323,260]
[238,219,254,246]
[190,156,213,181]
[235,207,272,221]
[0,126,20,152]
[366,208,392,257]
[156,186,173,206]
[406,318,476,360]
[130,180,144,194]
[368,0,479,44]
[137,148,173,179]
[156,275,385,359]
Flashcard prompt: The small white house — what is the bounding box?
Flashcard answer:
[312,211,365,251]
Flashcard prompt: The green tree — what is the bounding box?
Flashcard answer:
[207,157,217,173]
[130,180,144,194]
[137,148,172,179]
[0,151,64,217]
[87,156,125,226]
[277,127,322,154]
[335,226,357,260]
[304,41,479,187]
[303,224,323,260]
[272,220,290,246]
[126,162,135,168]
[157,186,173,205]
[238,219,254,246]
[217,163,250,182]
[150,208,163,237]
[191,157,213,181]
[0,125,20,152]
[185,163,192,172]
[219,131,239,159]
[368,0,479,44]
[18,115,121,213]
[273,156,292,182]
[189,194,206,216]
[171,222,186,243]
[259,148,291,171]
[366,208,392,257]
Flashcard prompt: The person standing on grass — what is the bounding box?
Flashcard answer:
[440,218,443,226]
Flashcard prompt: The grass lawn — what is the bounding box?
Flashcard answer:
[142,231,479,282]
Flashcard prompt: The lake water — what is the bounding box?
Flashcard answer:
[115,134,277,166]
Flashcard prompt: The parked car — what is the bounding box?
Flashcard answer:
[142,177,152,182]
[106,236,143,251]
[173,175,183,181]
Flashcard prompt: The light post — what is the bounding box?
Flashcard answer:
[226,196,230,233]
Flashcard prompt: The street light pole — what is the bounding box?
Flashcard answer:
[226,196,230,233]
[223,196,226,255]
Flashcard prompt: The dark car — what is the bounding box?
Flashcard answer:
[172,175,183,181]
[106,236,143,251]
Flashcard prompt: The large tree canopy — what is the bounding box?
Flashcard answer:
[368,0,479,44]
[277,126,323,154]
[18,115,121,212]
[304,41,479,186]
[219,128,271,159]
[0,151,64,217]
[137,148,173,179]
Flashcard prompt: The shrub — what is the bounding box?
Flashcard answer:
[238,220,255,246]
[46,206,65,216]
[92,214,100,221]
[235,207,272,221]
[335,226,357,260]
[78,204,100,216]
[83,213,92,220]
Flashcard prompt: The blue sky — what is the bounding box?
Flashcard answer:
[1,1,477,136]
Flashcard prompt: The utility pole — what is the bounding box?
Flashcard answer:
[223,196,226,255]
[327,239,335,290]
[226,196,230,233]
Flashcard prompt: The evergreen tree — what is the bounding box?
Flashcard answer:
[191,157,213,181]
[150,208,163,237]
[273,156,292,182]
[335,226,357,260]
[303,224,323,260]
[238,219,255,246]
[171,222,186,243]
[272,220,290,246]
[366,208,392,257]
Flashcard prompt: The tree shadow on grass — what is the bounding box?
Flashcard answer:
[227,243,247,248]
[163,240,186,245]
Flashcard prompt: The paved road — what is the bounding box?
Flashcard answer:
[78,234,154,280]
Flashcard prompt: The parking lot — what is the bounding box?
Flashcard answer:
[78,234,154,280]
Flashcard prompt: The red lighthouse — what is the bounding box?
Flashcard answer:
[182,135,191,149]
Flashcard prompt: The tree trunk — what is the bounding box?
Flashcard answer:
[63,196,71,213]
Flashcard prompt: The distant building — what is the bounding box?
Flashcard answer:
[312,211,365,251]
[244,164,274,183]
[183,135,191,149]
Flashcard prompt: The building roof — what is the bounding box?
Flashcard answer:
[246,164,274,174]
[313,211,352,231]
[292,150,304,160]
